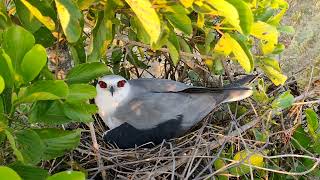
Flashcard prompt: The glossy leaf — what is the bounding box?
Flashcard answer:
[47,171,85,180]
[165,5,192,35]
[225,0,253,35]
[216,33,253,72]
[4,129,24,162]
[14,0,42,33]
[16,129,45,165]
[130,16,150,44]
[0,75,4,94]
[0,49,14,88]
[55,0,82,43]
[167,30,180,65]
[29,101,71,125]
[33,128,81,160]
[0,166,21,180]
[291,125,311,150]
[66,62,111,84]
[15,80,69,104]
[63,102,96,122]
[206,0,241,32]
[66,84,96,102]
[271,91,294,110]
[20,44,47,82]
[9,162,48,180]
[88,1,115,62]
[125,0,161,44]
[259,58,287,86]
[34,27,56,48]
[20,0,55,31]
[305,109,319,141]
[2,26,35,72]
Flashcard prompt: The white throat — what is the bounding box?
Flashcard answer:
[95,83,131,129]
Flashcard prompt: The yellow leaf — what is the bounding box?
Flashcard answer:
[214,33,253,72]
[197,13,204,29]
[20,0,55,31]
[214,34,232,55]
[259,58,287,86]
[180,0,194,8]
[231,150,264,176]
[226,34,252,72]
[125,0,161,44]
[206,0,241,32]
[251,21,278,54]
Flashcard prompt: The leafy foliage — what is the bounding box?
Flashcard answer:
[0,0,297,179]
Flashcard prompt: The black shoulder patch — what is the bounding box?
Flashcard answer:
[103,115,183,149]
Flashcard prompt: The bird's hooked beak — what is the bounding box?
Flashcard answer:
[109,86,115,96]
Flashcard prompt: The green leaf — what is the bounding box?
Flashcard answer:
[47,171,85,180]
[66,62,111,84]
[20,44,47,82]
[63,102,97,122]
[0,96,7,127]
[0,166,21,180]
[14,0,42,33]
[33,128,81,160]
[277,25,295,34]
[125,0,161,44]
[205,0,241,32]
[0,75,4,94]
[88,1,116,62]
[166,31,180,65]
[20,0,55,31]
[16,129,45,165]
[164,5,192,35]
[259,58,287,86]
[34,27,56,48]
[78,0,99,10]
[305,109,319,141]
[15,80,69,104]
[4,129,24,162]
[0,49,14,88]
[130,16,150,44]
[66,84,96,102]
[9,162,48,180]
[291,125,311,150]
[2,26,35,73]
[69,38,86,64]
[55,0,82,43]
[225,0,253,35]
[271,91,294,110]
[177,36,191,53]
[29,101,72,125]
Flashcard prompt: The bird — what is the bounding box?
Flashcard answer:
[95,75,254,149]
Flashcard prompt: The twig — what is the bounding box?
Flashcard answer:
[87,121,107,180]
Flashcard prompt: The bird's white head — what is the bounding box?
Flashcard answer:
[95,75,131,127]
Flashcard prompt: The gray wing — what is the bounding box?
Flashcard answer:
[128,78,190,92]
[112,91,227,131]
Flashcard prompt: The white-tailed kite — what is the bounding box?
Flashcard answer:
[95,75,253,148]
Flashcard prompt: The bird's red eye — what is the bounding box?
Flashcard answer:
[98,81,107,88]
[117,80,126,88]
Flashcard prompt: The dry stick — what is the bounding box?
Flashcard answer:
[137,118,260,179]
[87,121,107,180]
